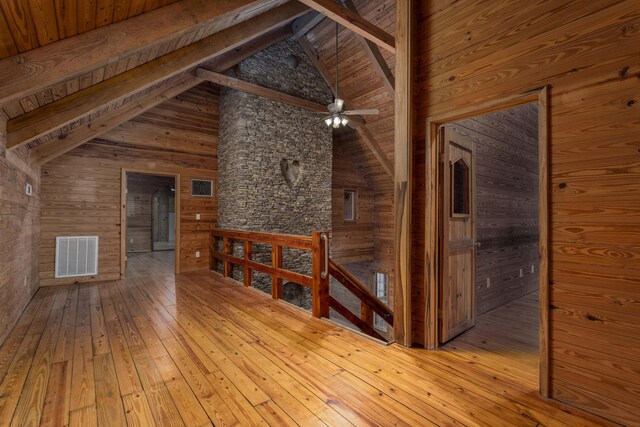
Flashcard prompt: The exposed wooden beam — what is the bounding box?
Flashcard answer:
[29,25,299,165]
[29,75,203,166]
[6,2,308,150]
[295,0,395,53]
[351,124,393,176]
[393,0,414,347]
[196,68,327,113]
[298,37,392,177]
[0,0,283,106]
[291,11,325,40]
[298,37,336,93]
[343,0,395,96]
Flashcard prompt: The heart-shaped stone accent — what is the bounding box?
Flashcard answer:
[280,159,302,188]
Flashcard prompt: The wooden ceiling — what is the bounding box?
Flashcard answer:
[0,0,396,174]
[0,0,182,58]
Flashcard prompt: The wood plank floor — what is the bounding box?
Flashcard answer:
[441,291,540,389]
[126,251,174,278]
[0,272,616,426]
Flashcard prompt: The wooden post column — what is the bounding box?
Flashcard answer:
[271,245,282,299]
[394,0,414,347]
[361,303,373,328]
[311,231,330,318]
[244,240,253,287]
[223,237,232,277]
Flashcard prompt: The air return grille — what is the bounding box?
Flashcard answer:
[55,236,99,278]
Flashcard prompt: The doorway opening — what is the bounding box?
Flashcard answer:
[122,172,179,278]
[426,89,548,394]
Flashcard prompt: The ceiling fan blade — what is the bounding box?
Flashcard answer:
[313,116,333,126]
[344,109,379,116]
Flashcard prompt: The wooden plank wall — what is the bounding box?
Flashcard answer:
[0,115,40,346]
[126,173,175,253]
[331,130,375,264]
[448,105,539,315]
[39,83,218,285]
[330,129,394,336]
[412,1,640,423]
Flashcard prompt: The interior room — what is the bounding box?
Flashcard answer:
[125,173,176,278]
[438,104,541,386]
[0,1,637,426]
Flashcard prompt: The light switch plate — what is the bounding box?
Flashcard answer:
[196,213,201,220]
[25,183,33,196]
[195,251,201,258]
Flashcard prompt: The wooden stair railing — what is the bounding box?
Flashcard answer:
[328,258,394,341]
[210,228,330,318]
[210,228,393,342]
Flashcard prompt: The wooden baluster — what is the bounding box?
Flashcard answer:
[311,231,329,318]
[223,237,231,277]
[210,234,216,272]
[244,241,252,287]
[361,302,373,327]
[271,245,282,299]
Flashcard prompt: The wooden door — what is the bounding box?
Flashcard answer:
[439,127,475,343]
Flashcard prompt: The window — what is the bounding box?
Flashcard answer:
[192,179,213,197]
[451,159,470,216]
[343,190,356,222]
[373,272,388,332]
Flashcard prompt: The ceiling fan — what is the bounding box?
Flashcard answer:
[316,22,380,128]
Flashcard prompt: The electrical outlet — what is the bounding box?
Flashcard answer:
[129,238,134,243]
[486,278,491,288]
[531,265,535,273]
[195,251,201,258]
[519,268,523,277]
[196,213,201,220]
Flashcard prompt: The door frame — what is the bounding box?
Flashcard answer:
[120,168,181,277]
[424,87,550,396]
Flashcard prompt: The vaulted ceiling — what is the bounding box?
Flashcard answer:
[0,0,396,184]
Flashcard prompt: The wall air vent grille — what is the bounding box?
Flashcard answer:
[55,236,99,278]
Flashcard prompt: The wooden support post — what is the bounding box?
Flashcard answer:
[0,111,7,146]
[244,241,253,287]
[223,237,231,278]
[393,0,414,346]
[361,302,373,327]
[271,245,283,299]
[311,232,330,318]
[210,235,216,272]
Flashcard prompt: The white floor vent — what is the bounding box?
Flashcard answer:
[55,236,99,278]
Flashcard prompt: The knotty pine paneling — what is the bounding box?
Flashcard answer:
[412,1,640,423]
[0,116,40,346]
[0,0,180,59]
[332,131,375,264]
[447,105,539,315]
[39,83,218,285]
[331,129,394,328]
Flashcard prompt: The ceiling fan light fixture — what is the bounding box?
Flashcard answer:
[341,117,349,126]
[324,117,333,126]
[333,115,341,128]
